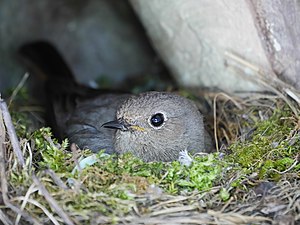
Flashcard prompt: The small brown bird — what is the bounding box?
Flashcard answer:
[19,41,212,162]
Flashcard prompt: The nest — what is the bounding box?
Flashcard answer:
[0,57,300,225]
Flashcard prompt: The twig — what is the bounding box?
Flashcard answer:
[8,72,30,107]
[43,134,60,149]
[71,143,81,173]
[0,97,25,166]
[15,183,38,225]
[149,196,191,210]
[14,197,61,225]
[213,92,243,152]
[207,210,272,223]
[254,78,299,117]
[149,205,198,216]
[220,196,234,212]
[44,169,68,190]
[0,210,12,225]
[213,94,219,152]
[225,51,262,74]
[225,51,299,116]
[31,174,75,225]
[24,142,33,169]
[0,107,40,225]
[269,156,299,174]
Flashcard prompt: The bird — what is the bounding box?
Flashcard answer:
[18,41,212,162]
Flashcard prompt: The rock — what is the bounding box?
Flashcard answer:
[130,0,300,92]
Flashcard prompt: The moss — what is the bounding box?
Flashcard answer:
[7,88,300,221]
[228,108,299,180]
[33,127,73,175]
[4,126,230,217]
[220,188,230,201]
[158,153,224,193]
[14,106,295,218]
[74,151,226,195]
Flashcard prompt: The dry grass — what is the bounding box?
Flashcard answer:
[1,57,300,224]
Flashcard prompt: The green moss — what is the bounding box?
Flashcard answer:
[8,88,300,220]
[157,153,224,193]
[6,127,228,217]
[12,107,297,219]
[228,108,299,180]
[72,151,225,195]
[33,127,73,175]
[220,188,230,201]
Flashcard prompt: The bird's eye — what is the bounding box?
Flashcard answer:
[150,113,165,127]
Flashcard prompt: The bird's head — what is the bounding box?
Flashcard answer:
[102,92,205,162]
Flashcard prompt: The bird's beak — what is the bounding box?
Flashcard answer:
[102,119,145,132]
[101,119,128,131]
